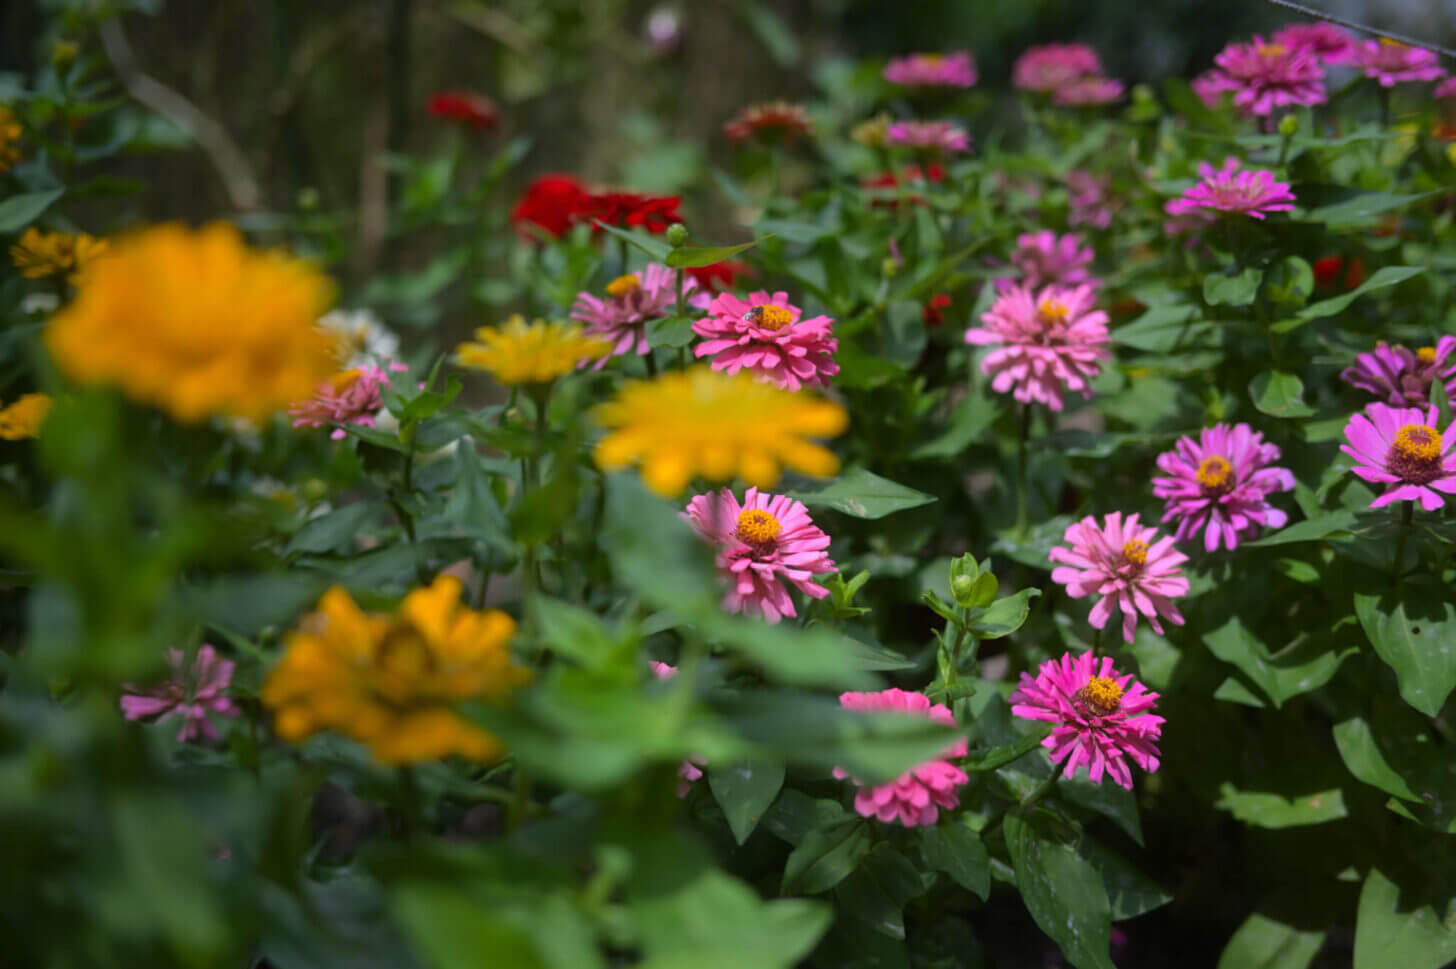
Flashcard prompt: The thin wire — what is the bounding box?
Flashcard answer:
[1262,0,1456,60]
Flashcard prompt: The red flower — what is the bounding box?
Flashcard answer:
[860,164,946,207]
[922,293,952,327]
[686,260,751,293]
[588,191,683,233]
[723,101,814,143]
[427,90,499,130]
[511,174,595,239]
[1313,255,1367,290]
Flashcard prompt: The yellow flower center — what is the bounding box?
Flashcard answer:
[1393,423,1442,463]
[1077,676,1125,716]
[748,305,795,331]
[327,369,364,393]
[1256,42,1288,58]
[735,508,783,546]
[1197,455,1234,493]
[606,274,641,298]
[1417,346,1437,364]
[1038,298,1069,324]
[1379,38,1406,48]
[1122,539,1149,567]
[920,54,944,65]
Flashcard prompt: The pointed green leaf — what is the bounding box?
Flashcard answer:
[709,763,785,845]
[1354,588,1456,717]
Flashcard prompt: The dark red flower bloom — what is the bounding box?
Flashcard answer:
[427,90,499,130]
[861,164,946,207]
[922,293,952,327]
[686,260,751,293]
[723,101,814,143]
[588,191,683,233]
[1314,255,1367,290]
[511,174,595,239]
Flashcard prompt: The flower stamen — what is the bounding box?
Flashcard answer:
[1076,675,1125,716]
[1038,297,1069,324]
[1196,454,1234,495]
[1386,423,1444,485]
[735,508,783,546]
[746,304,795,331]
[1417,346,1437,365]
[1121,539,1149,567]
[606,274,641,298]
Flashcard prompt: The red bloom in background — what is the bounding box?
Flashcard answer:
[589,191,683,233]
[861,164,946,207]
[427,90,499,130]
[723,101,814,143]
[1313,255,1366,290]
[686,260,751,292]
[511,174,595,239]
[923,293,952,327]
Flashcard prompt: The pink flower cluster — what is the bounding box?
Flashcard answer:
[1272,22,1356,65]
[1352,39,1446,87]
[120,645,239,743]
[883,51,977,89]
[1012,43,1123,105]
[833,689,968,827]
[1341,337,1456,407]
[1050,512,1189,643]
[289,362,404,440]
[965,283,1109,412]
[1152,424,1295,551]
[571,263,696,366]
[1008,230,1098,290]
[649,662,706,797]
[885,120,971,155]
[1194,35,1327,117]
[692,291,838,391]
[1066,170,1118,230]
[1165,157,1295,221]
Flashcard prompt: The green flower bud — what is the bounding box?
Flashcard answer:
[51,40,79,70]
[881,256,901,279]
[665,223,689,247]
[1277,114,1299,138]
[951,573,976,601]
[296,187,320,211]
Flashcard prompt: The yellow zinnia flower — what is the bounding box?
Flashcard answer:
[9,227,109,281]
[0,393,51,440]
[262,575,529,765]
[0,105,21,172]
[45,223,340,423]
[455,314,610,385]
[593,366,848,497]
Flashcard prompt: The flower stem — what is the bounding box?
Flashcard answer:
[1019,772,1059,812]
[1391,501,1414,588]
[1015,403,1032,539]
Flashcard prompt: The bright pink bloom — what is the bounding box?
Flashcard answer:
[1272,22,1357,64]
[1009,230,1097,290]
[965,283,1109,412]
[1009,652,1163,790]
[693,290,838,391]
[1054,76,1125,106]
[1353,39,1446,87]
[683,487,836,623]
[885,120,971,155]
[649,662,705,797]
[1012,44,1104,92]
[883,51,977,88]
[1196,36,1327,117]
[289,363,401,440]
[1050,512,1189,643]
[120,645,239,743]
[1165,158,1295,220]
[1066,170,1116,229]
[832,689,969,827]
[1436,77,1456,99]
[570,263,695,366]
[1191,71,1230,109]
[1152,423,1295,551]
[1340,337,1456,407]
[1341,403,1456,511]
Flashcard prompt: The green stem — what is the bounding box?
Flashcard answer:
[1015,404,1032,539]
[1391,501,1414,587]
[1018,772,1059,812]
[507,762,533,832]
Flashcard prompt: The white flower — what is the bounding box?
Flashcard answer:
[316,308,401,369]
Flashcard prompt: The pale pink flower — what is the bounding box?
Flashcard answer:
[965,283,1109,412]
[683,487,836,623]
[885,120,971,155]
[692,290,838,391]
[1196,36,1327,117]
[289,363,401,440]
[1009,652,1162,790]
[120,645,239,743]
[1272,22,1357,65]
[832,689,969,827]
[1340,337,1456,407]
[1164,158,1295,220]
[1049,512,1189,643]
[1341,403,1456,511]
[649,662,705,796]
[1066,170,1117,230]
[884,51,977,88]
[1353,39,1446,87]
[1055,76,1125,106]
[1012,44,1104,92]
[1009,230,1097,290]
[1152,423,1295,551]
[570,263,694,366]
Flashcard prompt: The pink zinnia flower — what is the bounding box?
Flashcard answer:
[1191,70,1230,109]
[683,487,836,623]
[693,290,838,391]
[1066,170,1117,230]
[289,363,402,440]
[1009,652,1163,790]
[1436,77,1456,99]
[1340,338,1456,407]
[883,51,977,89]
[1009,230,1097,290]
[120,645,240,743]
[1353,39,1446,87]
[1012,43,1104,92]
[1152,423,1296,551]
[1197,36,1327,117]
[965,283,1110,412]
[1164,158,1295,220]
[649,661,705,796]
[885,120,971,155]
[832,689,969,827]
[1272,22,1357,65]
[1049,512,1189,643]
[570,263,695,366]
[1054,76,1125,106]
[1341,403,1456,511]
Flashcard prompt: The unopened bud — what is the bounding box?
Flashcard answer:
[301,478,329,503]
[297,187,320,211]
[51,40,79,69]
[665,223,689,247]
[951,574,975,600]
[1278,114,1299,138]
[881,256,900,279]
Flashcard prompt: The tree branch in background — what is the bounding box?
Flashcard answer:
[1261,0,1456,60]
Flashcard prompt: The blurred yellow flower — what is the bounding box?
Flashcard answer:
[851,113,892,148]
[0,105,21,172]
[593,366,847,496]
[455,315,610,385]
[9,228,109,281]
[263,575,529,765]
[0,393,51,440]
[45,223,340,423]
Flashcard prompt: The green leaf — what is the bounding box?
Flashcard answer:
[1203,617,1355,708]
[834,844,926,941]
[963,730,1047,773]
[1354,588,1456,717]
[742,2,801,66]
[665,237,771,268]
[594,221,672,261]
[533,597,617,669]
[1307,191,1439,227]
[1332,715,1456,831]
[1004,815,1116,969]
[1204,267,1264,306]
[760,790,852,845]
[709,763,785,845]
[1272,266,1424,334]
[967,589,1040,639]
[284,502,375,556]
[394,884,548,969]
[1354,868,1456,969]
[1216,913,1326,969]
[1249,371,1315,419]
[1215,783,1348,828]
[787,467,936,519]
[1332,717,1420,802]
[1246,511,1357,547]
[1061,778,1144,845]
[918,821,990,900]
[0,187,64,233]
[644,315,696,349]
[782,821,872,895]
[912,394,998,460]
[1111,303,1217,352]
[1081,838,1171,920]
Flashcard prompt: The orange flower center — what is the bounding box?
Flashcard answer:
[1379,38,1406,49]
[1076,676,1124,716]
[1417,346,1437,365]
[747,305,795,331]
[735,508,782,546]
[1121,539,1149,567]
[1197,455,1234,494]
[606,274,641,298]
[1256,42,1288,58]
[1393,423,1442,463]
[327,369,364,393]
[1038,297,1069,324]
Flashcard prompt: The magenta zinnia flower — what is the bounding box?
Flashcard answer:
[1353,39,1446,87]
[1152,423,1296,551]
[1436,77,1456,99]
[1050,512,1189,643]
[693,290,838,391]
[649,661,705,796]
[965,283,1109,412]
[832,689,969,827]
[1340,338,1456,407]
[289,363,401,440]
[883,51,977,88]
[683,487,837,623]
[1272,21,1357,65]
[120,645,240,743]
[1165,158,1295,220]
[1341,403,1456,511]
[570,263,694,366]
[1009,652,1162,790]
[1054,76,1125,106]
[885,120,971,155]
[1197,36,1327,117]
[1009,230,1098,290]
[1066,170,1117,230]
[1012,43,1104,92]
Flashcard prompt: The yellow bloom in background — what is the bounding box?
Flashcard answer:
[45,223,340,423]
[9,228,109,281]
[851,112,892,148]
[262,575,529,765]
[455,314,610,385]
[594,366,848,497]
[0,105,21,172]
[0,393,51,440]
